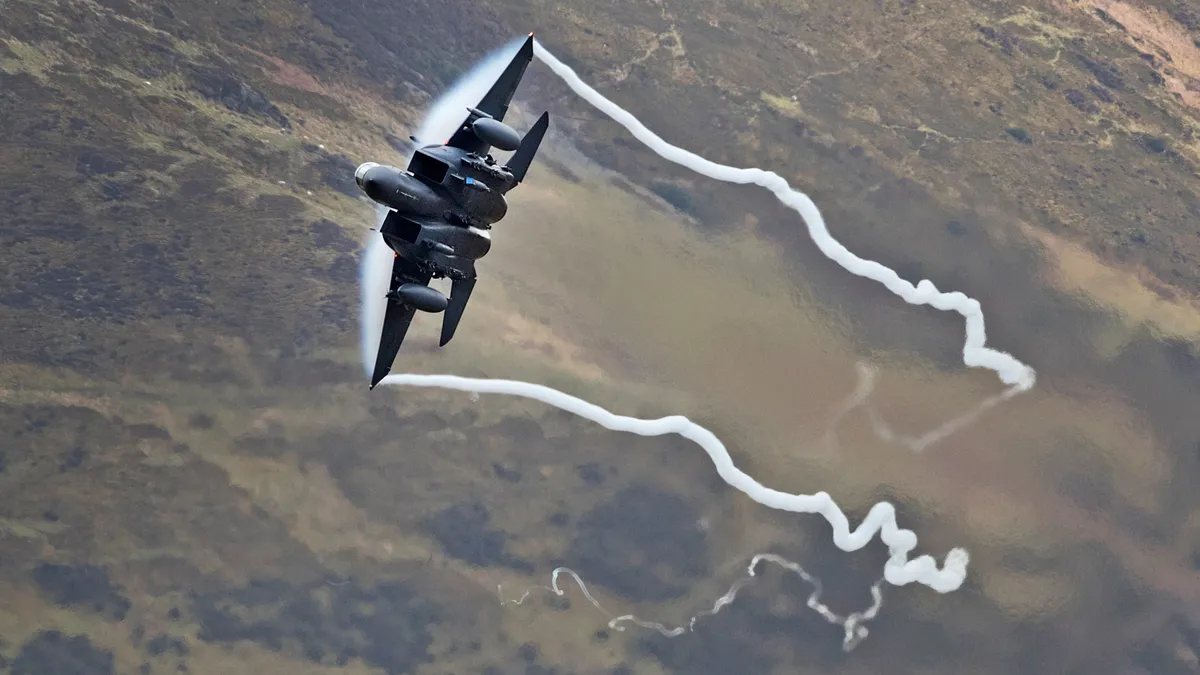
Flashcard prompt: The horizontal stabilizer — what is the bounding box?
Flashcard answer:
[440,274,476,347]
[504,111,549,184]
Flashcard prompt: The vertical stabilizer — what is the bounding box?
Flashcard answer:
[504,111,549,184]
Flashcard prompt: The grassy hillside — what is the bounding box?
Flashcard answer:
[3,0,1200,674]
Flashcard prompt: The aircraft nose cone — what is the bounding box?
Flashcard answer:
[355,162,380,189]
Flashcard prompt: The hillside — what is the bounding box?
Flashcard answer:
[2,0,1200,674]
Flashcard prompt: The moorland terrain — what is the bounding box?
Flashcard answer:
[2,0,1200,673]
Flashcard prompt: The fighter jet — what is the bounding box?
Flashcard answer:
[355,33,550,389]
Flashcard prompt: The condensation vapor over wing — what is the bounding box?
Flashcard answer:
[359,39,524,376]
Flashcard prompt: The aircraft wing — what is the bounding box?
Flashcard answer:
[369,255,433,389]
[445,33,536,154]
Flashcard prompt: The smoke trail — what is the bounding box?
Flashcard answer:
[823,361,1025,453]
[823,362,880,454]
[359,39,524,376]
[530,40,1037,396]
[868,385,1021,452]
[356,35,1045,636]
[380,371,969,593]
[500,555,886,652]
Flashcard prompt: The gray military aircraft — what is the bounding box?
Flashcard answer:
[355,33,550,389]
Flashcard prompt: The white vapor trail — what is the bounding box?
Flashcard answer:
[359,206,392,377]
[362,34,1041,628]
[499,554,885,652]
[530,41,1037,395]
[359,39,523,377]
[832,361,1026,453]
[380,373,970,593]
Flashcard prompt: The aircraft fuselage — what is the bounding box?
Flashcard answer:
[357,145,517,225]
[355,144,526,279]
[358,32,551,390]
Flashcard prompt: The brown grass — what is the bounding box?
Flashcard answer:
[1074,0,1200,110]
